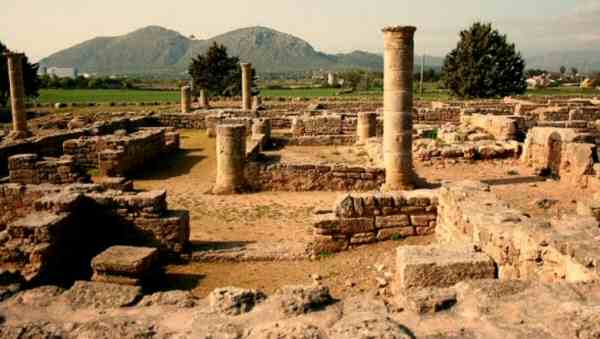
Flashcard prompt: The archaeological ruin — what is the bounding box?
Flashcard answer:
[0,26,599,339]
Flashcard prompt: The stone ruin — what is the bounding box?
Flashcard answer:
[0,28,600,338]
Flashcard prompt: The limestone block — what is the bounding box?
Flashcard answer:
[395,245,496,291]
[91,246,158,276]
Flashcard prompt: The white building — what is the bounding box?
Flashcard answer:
[39,67,78,78]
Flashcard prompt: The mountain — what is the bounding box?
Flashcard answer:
[39,26,441,76]
[524,50,600,73]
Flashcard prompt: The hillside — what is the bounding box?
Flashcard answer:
[39,26,440,76]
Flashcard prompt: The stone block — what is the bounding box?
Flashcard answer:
[410,214,437,226]
[91,245,158,276]
[395,245,496,291]
[404,287,457,314]
[338,217,375,235]
[377,227,415,241]
[375,215,410,229]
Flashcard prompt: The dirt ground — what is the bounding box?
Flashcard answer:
[134,130,597,299]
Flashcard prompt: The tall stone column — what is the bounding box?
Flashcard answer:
[241,63,252,111]
[5,52,30,139]
[213,124,246,194]
[382,26,416,190]
[199,89,209,108]
[181,85,191,113]
[356,112,377,144]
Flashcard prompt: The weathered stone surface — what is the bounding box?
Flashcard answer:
[246,320,326,339]
[272,284,333,316]
[91,245,158,276]
[138,290,199,308]
[404,287,457,314]
[395,245,496,291]
[61,281,142,309]
[209,287,266,316]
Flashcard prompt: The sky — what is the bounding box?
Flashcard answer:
[1,0,599,62]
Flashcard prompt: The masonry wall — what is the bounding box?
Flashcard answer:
[308,190,438,254]
[437,180,599,282]
[245,162,385,192]
[63,128,177,177]
[0,183,190,284]
[8,154,87,185]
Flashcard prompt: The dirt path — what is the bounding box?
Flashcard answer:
[133,131,596,298]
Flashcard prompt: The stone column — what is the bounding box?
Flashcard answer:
[199,89,209,108]
[382,26,416,190]
[241,63,252,111]
[181,85,191,113]
[5,52,30,139]
[356,112,377,144]
[252,96,262,111]
[213,124,246,194]
[252,118,271,138]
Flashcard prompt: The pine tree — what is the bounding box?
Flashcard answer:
[441,22,526,98]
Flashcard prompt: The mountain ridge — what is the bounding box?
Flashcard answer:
[39,25,600,76]
[39,25,442,76]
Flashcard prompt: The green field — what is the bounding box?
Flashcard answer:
[38,89,179,104]
[36,86,598,104]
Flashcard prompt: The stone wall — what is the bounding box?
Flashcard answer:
[245,162,385,192]
[64,128,178,177]
[0,116,152,176]
[308,190,438,254]
[291,114,357,136]
[8,154,87,185]
[522,127,599,186]
[437,180,599,282]
[285,135,357,146]
[0,183,190,284]
[462,114,525,141]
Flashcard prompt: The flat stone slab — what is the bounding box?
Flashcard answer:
[395,245,496,291]
[60,281,141,309]
[91,246,158,276]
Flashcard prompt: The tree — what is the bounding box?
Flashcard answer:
[560,66,566,76]
[188,42,257,98]
[0,42,40,107]
[571,67,579,77]
[441,22,526,98]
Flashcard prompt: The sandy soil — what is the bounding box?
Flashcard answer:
[134,130,597,298]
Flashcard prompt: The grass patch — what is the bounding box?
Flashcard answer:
[38,89,179,104]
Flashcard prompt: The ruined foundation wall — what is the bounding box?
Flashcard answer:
[309,190,438,254]
[8,154,87,185]
[0,183,190,283]
[437,180,599,282]
[244,163,385,192]
[462,114,523,141]
[64,128,177,176]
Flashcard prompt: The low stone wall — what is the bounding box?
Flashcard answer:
[0,117,152,176]
[437,180,599,282]
[64,128,177,176]
[8,154,87,185]
[285,135,357,146]
[291,114,357,136]
[0,183,190,284]
[522,127,599,186]
[154,112,207,129]
[245,162,385,192]
[308,190,438,254]
[462,114,524,141]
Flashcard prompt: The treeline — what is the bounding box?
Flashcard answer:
[39,75,137,90]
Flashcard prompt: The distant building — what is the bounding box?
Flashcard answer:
[327,72,337,86]
[39,67,78,78]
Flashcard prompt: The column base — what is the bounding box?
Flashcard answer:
[211,184,247,195]
[7,130,32,140]
[381,182,415,192]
